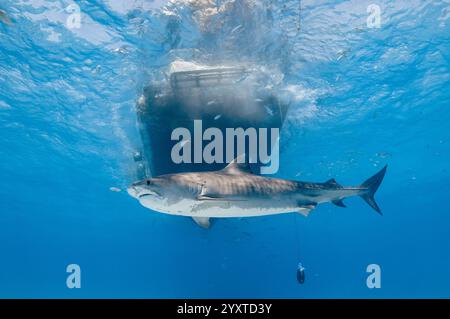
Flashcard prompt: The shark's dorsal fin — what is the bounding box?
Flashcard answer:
[222,154,252,175]
[324,178,342,188]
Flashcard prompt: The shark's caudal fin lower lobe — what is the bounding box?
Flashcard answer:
[360,165,387,215]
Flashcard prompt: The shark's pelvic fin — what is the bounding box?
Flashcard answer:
[297,208,311,217]
[192,217,211,229]
[332,199,346,207]
[222,154,252,175]
[360,165,388,215]
[297,204,316,216]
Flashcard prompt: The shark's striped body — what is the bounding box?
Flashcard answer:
[128,158,387,228]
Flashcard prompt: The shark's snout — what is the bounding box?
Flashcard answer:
[127,180,146,199]
[127,184,139,199]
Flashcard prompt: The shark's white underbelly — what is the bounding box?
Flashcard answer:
[189,203,303,217]
[139,197,307,218]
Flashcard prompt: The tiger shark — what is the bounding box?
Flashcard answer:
[128,157,387,228]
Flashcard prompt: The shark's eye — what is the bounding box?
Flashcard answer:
[146,180,151,185]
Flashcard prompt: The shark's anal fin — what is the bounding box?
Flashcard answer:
[192,217,211,229]
[332,199,346,208]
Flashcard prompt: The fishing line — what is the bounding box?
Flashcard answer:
[293,212,301,261]
[293,212,305,284]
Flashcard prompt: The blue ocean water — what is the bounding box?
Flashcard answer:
[1,0,450,298]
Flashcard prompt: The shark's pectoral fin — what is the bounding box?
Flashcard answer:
[192,217,211,229]
[198,185,219,201]
[197,195,245,202]
[197,195,227,201]
[297,204,317,217]
[197,184,246,202]
[332,199,346,208]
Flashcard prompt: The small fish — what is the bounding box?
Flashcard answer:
[336,50,348,61]
[376,152,391,159]
[214,114,222,120]
[264,105,274,116]
[112,46,129,54]
[234,74,248,84]
[92,65,102,74]
[230,25,243,34]
[0,10,12,25]
[109,187,121,193]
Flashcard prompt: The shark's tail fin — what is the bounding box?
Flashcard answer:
[360,165,387,215]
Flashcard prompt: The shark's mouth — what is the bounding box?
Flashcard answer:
[127,186,162,200]
[138,190,162,199]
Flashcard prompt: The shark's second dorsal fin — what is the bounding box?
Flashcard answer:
[222,154,252,175]
[324,178,343,188]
